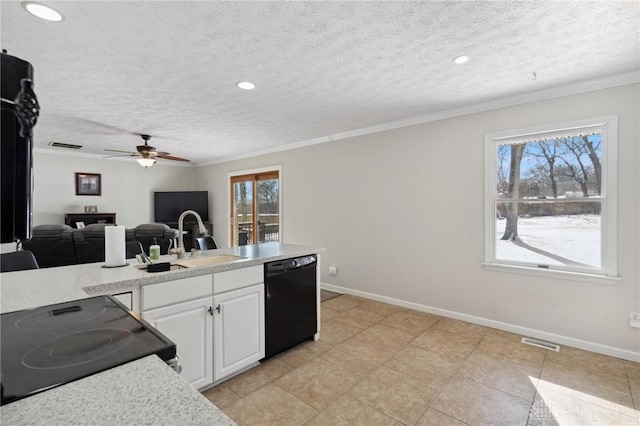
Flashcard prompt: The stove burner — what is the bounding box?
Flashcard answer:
[15,303,106,330]
[22,328,133,369]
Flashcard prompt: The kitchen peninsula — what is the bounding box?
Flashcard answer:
[1,242,323,425]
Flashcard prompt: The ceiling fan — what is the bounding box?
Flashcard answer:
[104,134,190,168]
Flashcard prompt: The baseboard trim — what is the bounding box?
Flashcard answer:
[320,283,640,363]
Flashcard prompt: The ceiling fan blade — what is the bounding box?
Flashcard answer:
[103,153,140,159]
[104,148,136,154]
[155,154,191,162]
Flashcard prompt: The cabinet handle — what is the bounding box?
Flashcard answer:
[215,304,221,314]
[208,306,214,316]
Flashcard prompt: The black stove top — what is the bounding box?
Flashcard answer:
[1,295,176,406]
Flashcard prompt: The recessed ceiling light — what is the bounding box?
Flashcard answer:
[22,1,63,22]
[236,81,256,90]
[452,55,469,64]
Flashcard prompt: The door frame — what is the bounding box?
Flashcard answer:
[227,165,282,247]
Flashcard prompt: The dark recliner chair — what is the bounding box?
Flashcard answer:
[72,224,110,264]
[127,223,179,256]
[21,224,77,267]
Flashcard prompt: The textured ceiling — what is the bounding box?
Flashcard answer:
[1,1,639,166]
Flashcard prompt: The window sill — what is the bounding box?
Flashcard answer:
[482,262,621,286]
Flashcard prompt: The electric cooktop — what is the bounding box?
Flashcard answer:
[1,295,176,406]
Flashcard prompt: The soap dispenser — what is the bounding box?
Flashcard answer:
[149,238,161,261]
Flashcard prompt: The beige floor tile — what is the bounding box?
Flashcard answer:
[223,383,317,425]
[332,307,385,328]
[431,376,531,426]
[545,344,627,380]
[432,317,488,340]
[474,334,546,369]
[319,318,364,346]
[484,327,525,342]
[353,323,415,353]
[624,360,640,380]
[384,345,463,387]
[350,366,438,425]
[458,352,540,402]
[306,394,403,426]
[321,338,394,375]
[223,358,292,397]
[356,300,402,317]
[321,294,366,312]
[529,385,638,426]
[416,408,469,426]
[275,357,361,410]
[629,375,640,405]
[538,361,635,417]
[276,339,333,368]
[201,385,239,409]
[321,305,340,320]
[380,309,441,335]
[412,328,479,361]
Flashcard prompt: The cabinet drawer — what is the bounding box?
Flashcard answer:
[213,265,263,294]
[142,274,212,310]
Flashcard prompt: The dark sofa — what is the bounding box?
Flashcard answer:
[22,223,179,268]
[21,224,76,268]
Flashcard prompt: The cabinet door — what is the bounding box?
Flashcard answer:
[213,284,265,381]
[143,297,213,389]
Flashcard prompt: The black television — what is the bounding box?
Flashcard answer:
[154,191,209,223]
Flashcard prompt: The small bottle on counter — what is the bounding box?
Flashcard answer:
[149,238,161,261]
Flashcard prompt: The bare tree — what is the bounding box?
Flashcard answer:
[558,137,593,197]
[501,143,525,241]
[531,140,560,198]
[582,135,601,195]
[257,180,279,213]
[496,145,510,196]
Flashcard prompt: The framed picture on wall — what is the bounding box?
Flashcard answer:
[75,173,101,196]
[84,205,98,213]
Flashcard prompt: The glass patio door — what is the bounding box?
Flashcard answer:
[230,170,279,246]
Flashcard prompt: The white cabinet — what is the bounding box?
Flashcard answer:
[140,267,265,388]
[141,275,213,389]
[142,297,213,389]
[213,283,265,381]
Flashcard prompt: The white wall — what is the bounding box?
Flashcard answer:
[32,152,197,227]
[196,84,640,358]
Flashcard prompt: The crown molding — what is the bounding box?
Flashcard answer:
[200,70,639,167]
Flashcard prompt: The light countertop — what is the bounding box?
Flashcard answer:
[0,356,236,426]
[1,242,323,314]
[0,242,323,425]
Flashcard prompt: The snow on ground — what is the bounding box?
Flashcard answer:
[495,214,600,269]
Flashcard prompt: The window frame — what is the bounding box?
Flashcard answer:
[227,165,282,247]
[483,116,619,284]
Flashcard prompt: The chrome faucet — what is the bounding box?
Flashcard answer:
[169,210,209,259]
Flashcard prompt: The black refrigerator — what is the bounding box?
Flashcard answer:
[1,51,39,244]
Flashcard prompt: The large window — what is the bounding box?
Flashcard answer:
[229,167,280,247]
[484,116,617,281]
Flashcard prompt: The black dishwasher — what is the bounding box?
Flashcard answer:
[264,255,317,358]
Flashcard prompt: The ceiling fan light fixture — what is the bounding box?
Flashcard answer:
[22,2,63,21]
[137,158,156,168]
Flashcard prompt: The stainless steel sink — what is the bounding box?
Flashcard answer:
[174,255,247,268]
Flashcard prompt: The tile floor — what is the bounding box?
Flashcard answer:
[202,294,640,426]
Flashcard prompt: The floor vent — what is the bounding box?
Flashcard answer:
[521,337,560,352]
[49,142,82,149]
